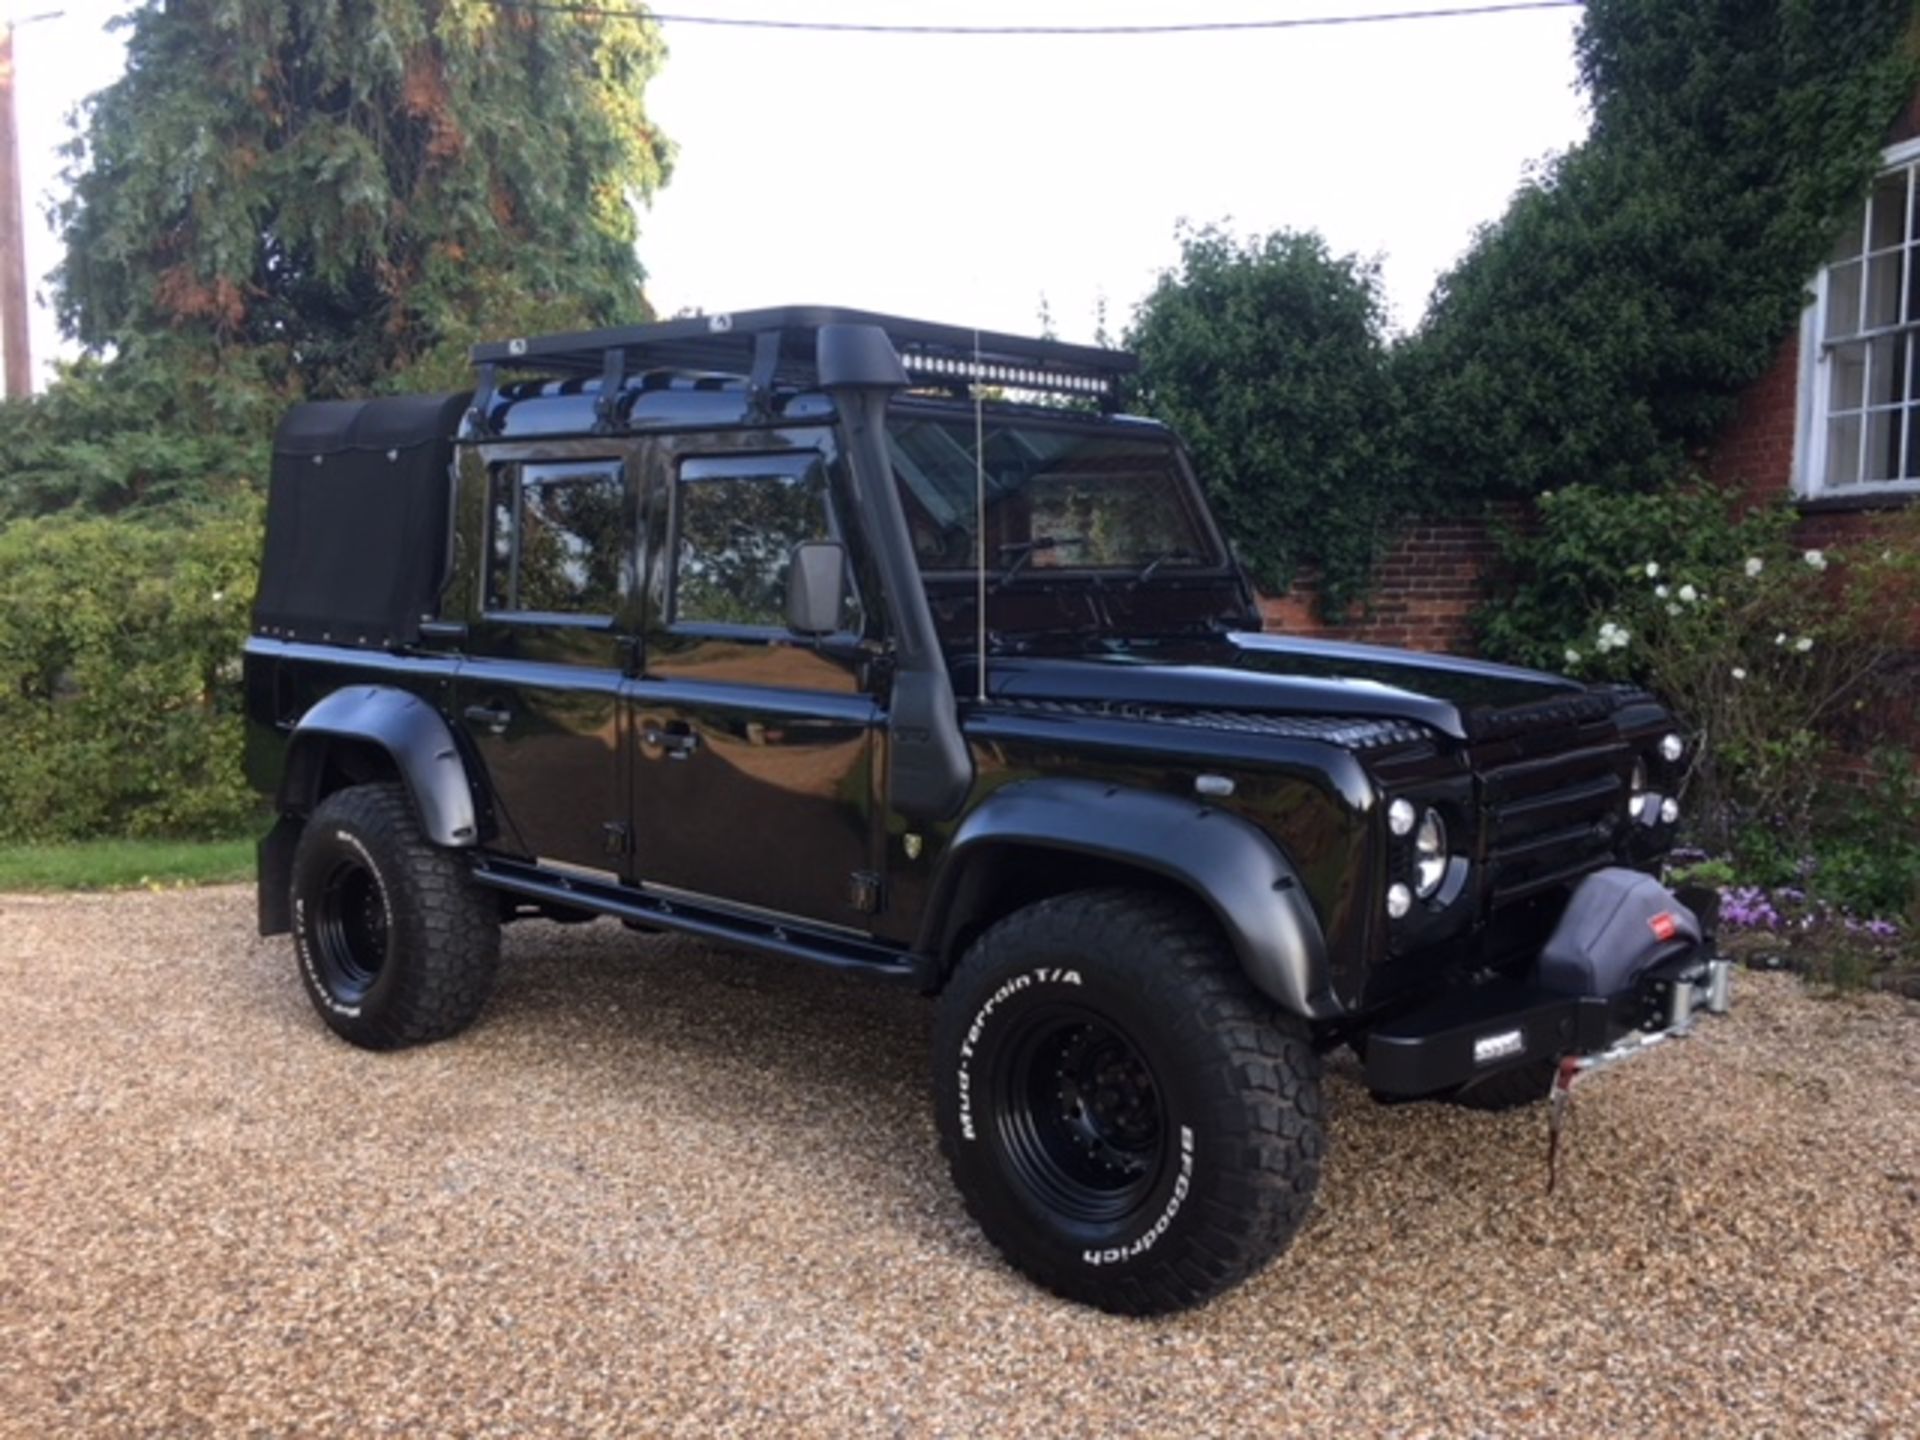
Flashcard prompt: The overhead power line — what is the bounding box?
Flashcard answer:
[484,0,1583,38]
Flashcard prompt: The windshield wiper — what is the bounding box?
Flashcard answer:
[992,535,1083,590]
[1131,549,1200,586]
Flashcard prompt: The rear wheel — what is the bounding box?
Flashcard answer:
[289,783,500,1050]
[933,888,1324,1315]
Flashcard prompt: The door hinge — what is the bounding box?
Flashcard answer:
[848,870,884,915]
[602,821,633,857]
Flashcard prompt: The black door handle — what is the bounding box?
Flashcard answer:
[464,703,513,733]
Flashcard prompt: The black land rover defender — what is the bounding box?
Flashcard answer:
[245,307,1730,1314]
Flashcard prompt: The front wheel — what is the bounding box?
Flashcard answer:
[932,889,1325,1315]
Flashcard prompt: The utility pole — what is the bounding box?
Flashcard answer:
[0,20,28,398]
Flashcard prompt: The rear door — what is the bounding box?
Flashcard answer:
[456,454,635,874]
[629,445,883,928]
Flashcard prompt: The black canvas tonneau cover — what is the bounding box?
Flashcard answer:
[253,391,470,649]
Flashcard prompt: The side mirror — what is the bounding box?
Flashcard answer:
[786,540,848,636]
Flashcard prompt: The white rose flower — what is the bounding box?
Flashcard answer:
[1775,632,1787,646]
[1564,648,1582,665]
[1731,667,1747,681]
[1795,636,1814,653]
[1644,562,1660,579]
[1804,549,1828,571]
[211,589,225,602]
[1745,557,1764,577]
[1654,584,1670,599]
[1678,584,1698,603]
[1667,603,1683,616]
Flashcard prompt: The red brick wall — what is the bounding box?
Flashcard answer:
[1257,510,1520,655]
[1703,333,1801,500]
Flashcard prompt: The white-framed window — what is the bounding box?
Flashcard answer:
[1798,136,1920,500]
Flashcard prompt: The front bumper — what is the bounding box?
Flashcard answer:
[1363,948,1731,1096]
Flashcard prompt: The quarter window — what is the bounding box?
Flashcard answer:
[1802,140,1920,497]
[486,462,625,615]
[673,454,857,631]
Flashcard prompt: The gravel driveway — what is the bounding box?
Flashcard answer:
[3,887,1917,1437]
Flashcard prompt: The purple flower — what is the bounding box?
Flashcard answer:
[1719,884,1782,931]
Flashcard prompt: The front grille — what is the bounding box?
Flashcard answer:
[1479,742,1629,907]
[1464,690,1616,743]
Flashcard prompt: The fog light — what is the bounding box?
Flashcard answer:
[1659,732,1685,763]
[1473,1029,1525,1064]
[1386,883,1412,919]
[1659,796,1681,825]
[1387,798,1416,836]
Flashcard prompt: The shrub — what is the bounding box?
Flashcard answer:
[0,503,262,841]
[1816,749,1920,918]
[1475,479,1790,671]
[1560,495,1920,869]
[1127,225,1406,616]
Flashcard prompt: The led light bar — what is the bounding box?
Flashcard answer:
[899,350,1117,396]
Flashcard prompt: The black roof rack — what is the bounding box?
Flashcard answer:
[467,305,1137,420]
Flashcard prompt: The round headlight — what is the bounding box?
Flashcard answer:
[1413,807,1448,898]
[1659,796,1681,825]
[1659,733,1685,764]
[1387,798,1416,836]
[1628,758,1652,820]
[1386,882,1413,920]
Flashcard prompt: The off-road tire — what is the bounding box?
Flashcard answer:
[289,783,500,1050]
[1447,1058,1558,1112]
[933,888,1324,1315]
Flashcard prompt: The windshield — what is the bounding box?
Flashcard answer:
[887,415,1223,576]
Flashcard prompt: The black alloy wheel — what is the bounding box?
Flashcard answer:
[310,855,392,1004]
[995,1008,1167,1226]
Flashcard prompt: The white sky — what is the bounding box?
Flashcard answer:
[11,0,1591,386]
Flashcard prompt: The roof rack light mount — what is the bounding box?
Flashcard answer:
[468,305,1136,411]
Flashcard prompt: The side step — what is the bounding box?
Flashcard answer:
[471,858,934,988]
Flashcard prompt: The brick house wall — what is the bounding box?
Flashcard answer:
[1256,514,1512,653]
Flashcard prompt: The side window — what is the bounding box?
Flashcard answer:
[672,454,860,632]
[486,461,624,616]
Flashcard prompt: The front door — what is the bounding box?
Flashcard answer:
[631,447,882,928]
[458,455,633,874]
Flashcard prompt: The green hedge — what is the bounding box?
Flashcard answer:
[0,504,261,841]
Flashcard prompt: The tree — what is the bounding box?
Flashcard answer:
[1126,225,1404,614]
[53,0,674,399]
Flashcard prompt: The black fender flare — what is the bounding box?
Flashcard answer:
[280,686,480,847]
[919,778,1337,1020]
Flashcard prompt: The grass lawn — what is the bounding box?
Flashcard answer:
[0,837,254,892]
